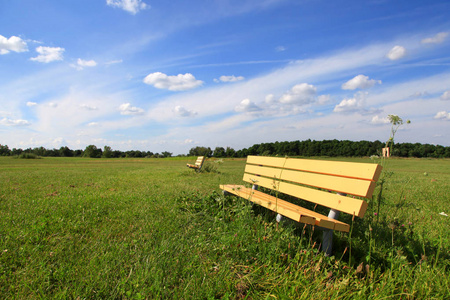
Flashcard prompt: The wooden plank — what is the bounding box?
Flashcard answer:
[244,164,377,198]
[251,191,350,231]
[242,174,368,218]
[246,156,382,182]
[220,184,350,232]
[195,156,205,166]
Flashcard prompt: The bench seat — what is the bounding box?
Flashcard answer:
[220,184,350,232]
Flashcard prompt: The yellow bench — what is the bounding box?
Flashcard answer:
[220,156,382,254]
[187,156,205,171]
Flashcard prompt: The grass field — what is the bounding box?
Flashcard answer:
[1,156,449,299]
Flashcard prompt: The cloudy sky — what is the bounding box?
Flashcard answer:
[1,0,449,154]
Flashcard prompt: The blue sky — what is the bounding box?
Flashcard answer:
[1,0,449,154]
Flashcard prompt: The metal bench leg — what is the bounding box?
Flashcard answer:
[322,209,340,256]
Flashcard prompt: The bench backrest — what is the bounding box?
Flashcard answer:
[243,156,382,218]
[195,156,205,168]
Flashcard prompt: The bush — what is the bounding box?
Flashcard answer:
[14,153,41,159]
[199,159,223,173]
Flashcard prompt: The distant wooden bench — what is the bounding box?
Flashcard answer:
[220,156,382,255]
[187,156,205,171]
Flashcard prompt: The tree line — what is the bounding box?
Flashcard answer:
[0,144,172,158]
[190,140,450,158]
[1,139,449,158]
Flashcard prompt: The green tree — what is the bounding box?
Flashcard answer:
[83,145,102,158]
[161,151,172,158]
[213,147,225,157]
[59,146,73,157]
[102,146,113,158]
[0,144,10,156]
[225,147,236,158]
[188,146,212,157]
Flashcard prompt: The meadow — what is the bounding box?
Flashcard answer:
[0,156,449,299]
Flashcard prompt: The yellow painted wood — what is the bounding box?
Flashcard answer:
[220,184,350,232]
[195,156,205,166]
[244,164,377,198]
[219,156,381,232]
[242,173,368,217]
[187,156,205,169]
[246,156,382,182]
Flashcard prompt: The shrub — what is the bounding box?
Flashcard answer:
[14,153,41,159]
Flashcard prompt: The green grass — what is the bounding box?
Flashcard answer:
[0,156,449,299]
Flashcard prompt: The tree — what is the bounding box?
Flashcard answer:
[213,147,225,157]
[161,151,172,158]
[83,145,102,158]
[59,146,73,157]
[0,144,10,156]
[225,147,236,158]
[102,146,112,158]
[188,146,212,157]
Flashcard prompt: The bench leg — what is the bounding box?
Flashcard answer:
[322,209,340,256]
[276,213,283,223]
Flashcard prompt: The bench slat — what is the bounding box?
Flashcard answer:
[220,184,350,232]
[242,173,368,218]
[246,156,382,182]
[244,164,377,198]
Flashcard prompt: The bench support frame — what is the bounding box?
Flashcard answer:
[322,209,340,256]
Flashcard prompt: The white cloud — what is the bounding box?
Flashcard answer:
[30,46,64,63]
[333,97,360,113]
[371,115,390,124]
[105,59,123,65]
[440,91,450,100]
[88,122,100,127]
[265,94,275,103]
[333,91,380,115]
[434,111,450,120]
[119,103,145,115]
[48,102,58,108]
[214,75,245,83]
[77,58,97,69]
[421,32,449,44]
[235,99,261,113]
[318,94,331,105]
[26,101,37,107]
[275,46,286,52]
[174,105,197,117]
[386,45,406,60]
[0,35,28,54]
[143,72,204,91]
[409,91,429,99]
[80,104,98,110]
[342,74,381,90]
[279,83,317,105]
[106,0,149,15]
[0,111,11,118]
[0,118,31,126]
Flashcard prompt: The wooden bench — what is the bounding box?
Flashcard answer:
[187,156,205,171]
[220,156,382,255]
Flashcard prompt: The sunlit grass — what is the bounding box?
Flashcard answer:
[0,156,448,298]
